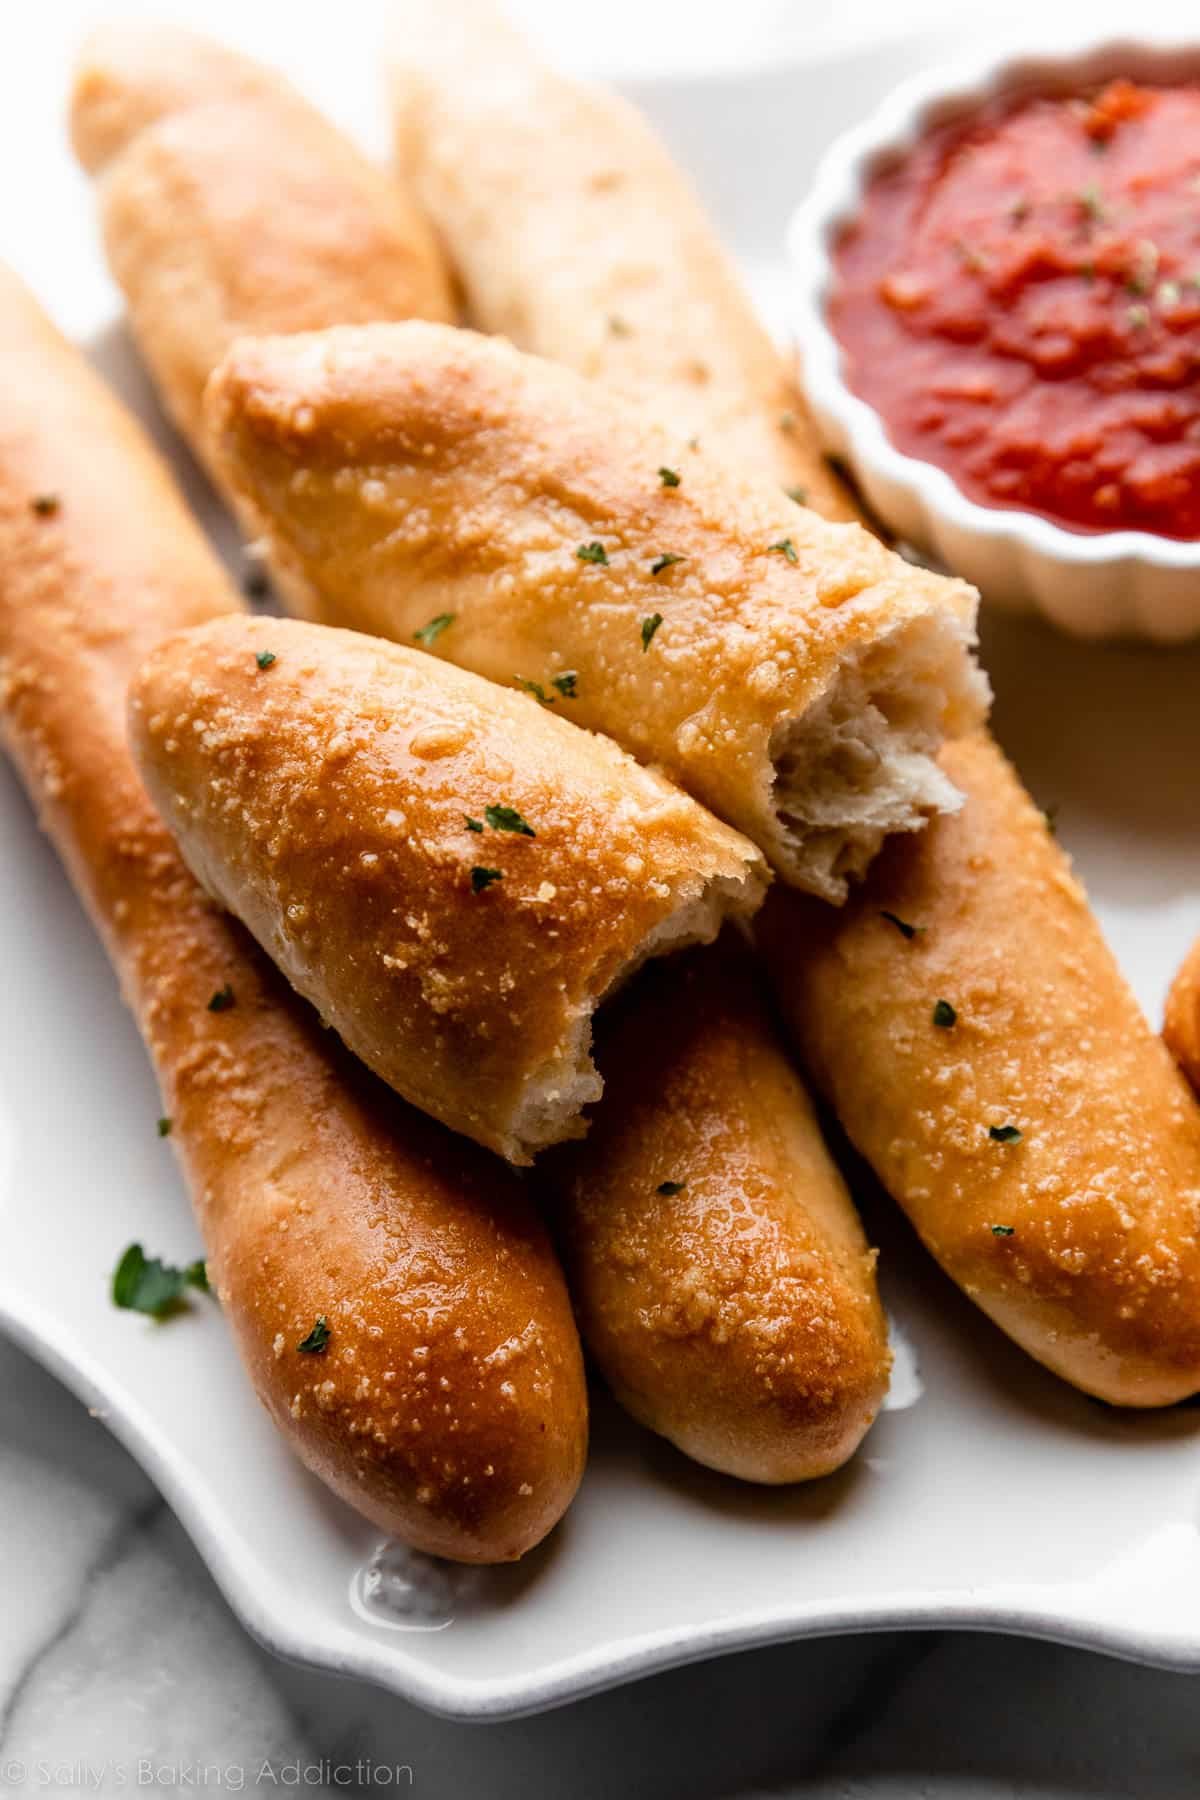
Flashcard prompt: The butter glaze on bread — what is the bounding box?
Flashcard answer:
[70,23,453,473]
[548,936,891,1480]
[388,0,858,522]
[130,614,766,1163]
[205,321,988,899]
[760,734,1200,1407]
[0,266,586,1559]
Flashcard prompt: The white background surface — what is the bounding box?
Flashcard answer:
[3,2,1200,1794]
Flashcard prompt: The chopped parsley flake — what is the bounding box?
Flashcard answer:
[989,1125,1023,1145]
[576,541,609,565]
[413,612,454,647]
[255,649,277,670]
[31,493,60,517]
[1043,803,1060,836]
[880,911,921,940]
[465,816,484,833]
[471,866,503,893]
[932,999,957,1029]
[297,1315,331,1354]
[658,466,681,488]
[157,1116,173,1138]
[514,675,554,705]
[991,1224,1015,1237]
[551,671,578,699]
[207,984,235,1013]
[769,537,799,564]
[657,1180,686,1196]
[641,613,663,651]
[651,552,686,575]
[485,803,535,837]
[112,1243,208,1319]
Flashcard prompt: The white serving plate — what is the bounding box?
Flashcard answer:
[3,21,1200,1723]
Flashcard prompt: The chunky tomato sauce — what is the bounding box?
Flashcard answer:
[830,80,1200,538]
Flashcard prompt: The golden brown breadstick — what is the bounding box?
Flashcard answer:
[759,734,1200,1407]
[1165,936,1200,1097]
[70,22,454,474]
[0,265,586,1560]
[546,935,890,1480]
[387,0,857,520]
[205,321,987,899]
[130,613,766,1164]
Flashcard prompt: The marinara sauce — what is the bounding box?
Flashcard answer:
[830,79,1200,538]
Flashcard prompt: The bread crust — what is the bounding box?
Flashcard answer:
[129,614,766,1163]
[1165,937,1200,1098]
[204,321,987,896]
[759,733,1200,1407]
[70,24,453,470]
[71,21,281,172]
[0,266,586,1559]
[547,936,891,1480]
[387,0,858,522]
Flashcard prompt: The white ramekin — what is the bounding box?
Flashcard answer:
[788,34,1200,642]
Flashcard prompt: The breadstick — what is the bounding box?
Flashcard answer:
[130,613,766,1164]
[387,0,857,521]
[547,935,890,1480]
[204,321,986,899]
[759,734,1200,1406]
[71,21,279,172]
[1165,936,1200,1097]
[70,22,454,476]
[0,266,586,1559]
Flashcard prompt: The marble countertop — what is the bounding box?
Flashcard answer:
[1,1327,1195,1797]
